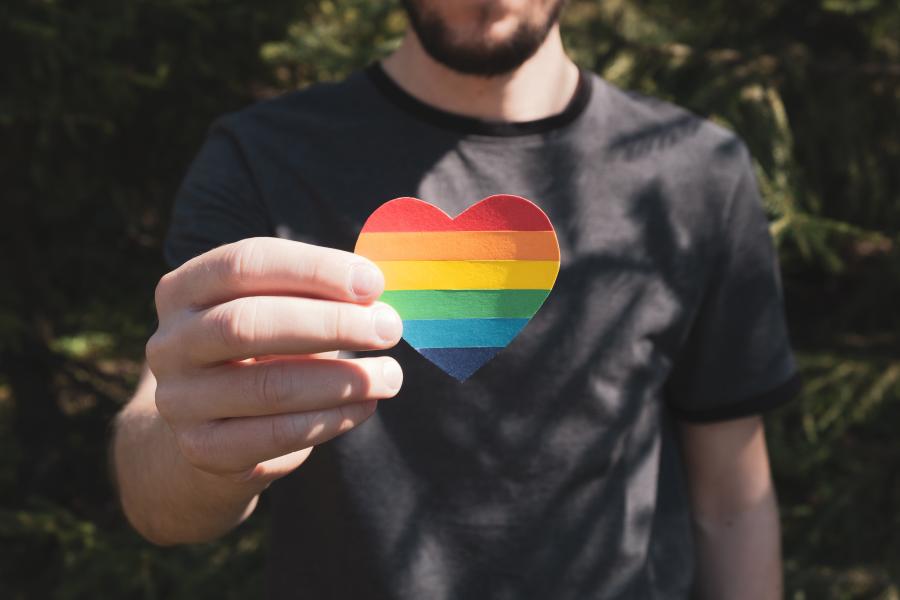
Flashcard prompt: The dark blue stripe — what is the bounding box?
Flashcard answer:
[402,318,528,349]
[417,347,504,381]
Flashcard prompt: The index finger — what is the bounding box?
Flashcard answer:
[156,237,383,314]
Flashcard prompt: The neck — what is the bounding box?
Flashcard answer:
[381,25,579,122]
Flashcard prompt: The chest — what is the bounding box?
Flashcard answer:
[261,140,706,422]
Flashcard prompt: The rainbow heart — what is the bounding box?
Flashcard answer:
[354,194,560,381]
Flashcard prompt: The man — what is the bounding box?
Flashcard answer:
[113,1,801,598]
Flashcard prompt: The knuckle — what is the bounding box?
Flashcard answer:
[144,330,167,372]
[270,413,308,453]
[209,299,258,350]
[253,361,290,411]
[322,303,350,343]
[220,238,266,289]
[211,306,239,349]
[153,272,176,315]
[153,381,179,422]
[176,426,214,469]
[304,251,325,288]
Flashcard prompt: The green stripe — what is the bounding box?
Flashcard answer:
[378,289,550,320]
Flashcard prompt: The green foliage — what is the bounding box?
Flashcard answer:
[1,0,897,597]
[1,499,266,599]
[262,0,406,84]
[1,0,305,596]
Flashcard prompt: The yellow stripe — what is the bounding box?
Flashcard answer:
[375,260,559,290]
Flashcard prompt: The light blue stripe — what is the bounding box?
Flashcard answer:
[402,318,529,349]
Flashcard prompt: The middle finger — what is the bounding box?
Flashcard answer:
[178,296,403,366]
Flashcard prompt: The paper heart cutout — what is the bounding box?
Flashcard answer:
[354,194,560,381]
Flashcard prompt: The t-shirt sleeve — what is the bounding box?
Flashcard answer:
[163,120,273,269]
[664,143,802,422]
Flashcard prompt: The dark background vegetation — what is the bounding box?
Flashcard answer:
[1,0,898,597]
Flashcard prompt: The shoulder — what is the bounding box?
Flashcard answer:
[210,70,379,146]
[591,74,750,189]
[585,74,756,236]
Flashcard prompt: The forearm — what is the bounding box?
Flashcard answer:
[691,486,783,600]
[111,373,263,545]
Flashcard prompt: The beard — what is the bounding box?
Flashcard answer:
[400,0,566,77]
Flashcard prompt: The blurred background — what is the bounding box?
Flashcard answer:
[1,0,898,598]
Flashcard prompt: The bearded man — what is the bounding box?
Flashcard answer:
[113,1,800,598]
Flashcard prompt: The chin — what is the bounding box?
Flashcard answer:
[403,0,565,76]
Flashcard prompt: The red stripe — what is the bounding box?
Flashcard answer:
[360,195,554,232]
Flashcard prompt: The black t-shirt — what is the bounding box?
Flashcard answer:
[164,64,801,599]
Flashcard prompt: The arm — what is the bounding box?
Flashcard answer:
[678,415,783,600]
[112,238,404,545]
[112,364,268,545]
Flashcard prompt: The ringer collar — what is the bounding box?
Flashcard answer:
[365,61,592,137]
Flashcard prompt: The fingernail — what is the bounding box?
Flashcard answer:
[382,359,403,392]
[350,263,380,299]
[373,307,402,343]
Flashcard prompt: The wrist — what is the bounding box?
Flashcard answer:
[114,403,263,545]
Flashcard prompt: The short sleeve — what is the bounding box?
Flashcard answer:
[163,121,273,269]
[664,144,802,422]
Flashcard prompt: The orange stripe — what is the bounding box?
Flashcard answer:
[355,231,559,261]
